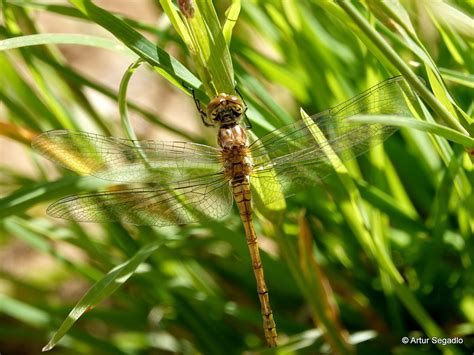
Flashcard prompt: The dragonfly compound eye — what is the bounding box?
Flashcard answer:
[207,94,244,124]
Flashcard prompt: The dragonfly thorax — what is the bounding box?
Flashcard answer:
[207,93,244,125]
[218,124,253,181]
[217,123,247,149]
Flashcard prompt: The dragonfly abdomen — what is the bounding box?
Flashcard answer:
[231,176,278,347]
[232,177,252,221]
[218,124,277,346]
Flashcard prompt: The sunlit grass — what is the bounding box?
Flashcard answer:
[0,0,472,354]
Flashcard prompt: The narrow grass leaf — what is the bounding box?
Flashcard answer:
[0,294,51,327]
[430,15,465,66]
[0,54,64,128]
[337,1,467,135]
[440,68,474,88]
[118,59,144,141]
[68,0,203,95]
[298,214,353,354]
[42,240,163,351]
[0,122,37,144]
[356,181,425,232]
[347,115,474,148]
[368,0,416,37]
[6,0,166,36]
[426,67,458,118]
[223,0,241,45]
[0,33,136,55]
[425,0,474,40]
[194,0,235,93]
[0,176,104,218]
[35,55,198,141]
[158,0,194,50]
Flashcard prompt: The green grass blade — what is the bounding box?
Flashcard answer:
[223,0,241,45]
[0,176,104,218]
[298,215,354,354]
[347,115,474,148]
[42,240,163,352]
[35,54,198,141]
[440,68,474,88]
[118,59,144,141]
[160,0,235,95]
[0,33,136,55]
[69,0,203,96]
[6,0,170,37]
[1,1,472,353]
[337,1,468,135]
[0,294,51,327]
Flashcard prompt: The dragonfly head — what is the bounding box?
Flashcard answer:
[207,93,245,125]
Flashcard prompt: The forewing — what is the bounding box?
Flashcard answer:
[250,76,416,205]
[47,176,233,226]
[32,130,222,183]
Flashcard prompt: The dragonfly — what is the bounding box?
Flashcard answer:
[32,76,416,347]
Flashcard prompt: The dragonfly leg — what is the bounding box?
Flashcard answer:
[192,88,214,127]
[235,86,252,129]
[182,82,215,127]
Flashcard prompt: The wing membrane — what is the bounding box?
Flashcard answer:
[250,76,416,205]
[32,130,222,183]
[47,176,232,226]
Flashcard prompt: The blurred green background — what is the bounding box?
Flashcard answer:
[0,0,472,354]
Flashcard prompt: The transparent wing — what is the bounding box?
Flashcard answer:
[47,175,233,226]
[249,76,417,205]
[32,130,222,183]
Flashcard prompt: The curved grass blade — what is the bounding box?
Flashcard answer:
[42,240,163,352]
[160,0,235,95]
[223,0,241,46]
[118,59,144,142]
[6,0,170,37]
[347,115,474,148]
[0,33,136,55]
[337,1,467,135]
[69,0,205,99]
[0,176,104,219]
[298,214,353,354]
[440,68,474,88]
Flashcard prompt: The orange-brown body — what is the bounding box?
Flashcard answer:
[217,121,278,347]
